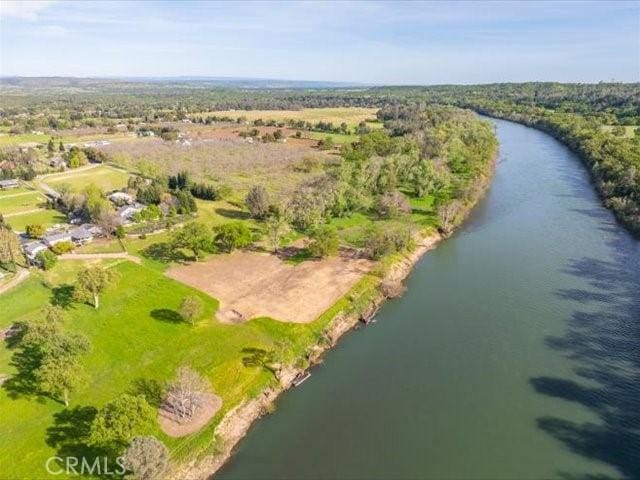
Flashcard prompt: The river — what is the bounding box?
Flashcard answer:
[217,117,640,479]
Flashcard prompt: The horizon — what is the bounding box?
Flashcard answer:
[1,0,638,83]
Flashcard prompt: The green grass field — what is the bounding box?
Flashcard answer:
[0,256,363,478]
[5,208,68,232]
[0,191,46,215]
[44,165,131,194]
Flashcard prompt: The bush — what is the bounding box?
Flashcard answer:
[36,249,57,270]
[51,241,74,255]
[376,191,411,218]
[214,222,252,252]
[25,224,45,239]
[190,183,218,200]
[245,185,270,219]
[308,225,339,258]
[365,224,414,259]
[179,296,204,324]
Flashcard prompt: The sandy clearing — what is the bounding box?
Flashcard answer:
[158,393,222,438]
[166,248,374,323]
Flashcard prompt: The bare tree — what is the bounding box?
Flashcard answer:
[123,436,169,480]
[163,366,211,422]
[438,200,462,235]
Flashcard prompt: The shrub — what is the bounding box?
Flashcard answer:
[365,224,414,259]
[179,296,204,324]
[376,191,411,218]
[123,436,169,480]
[308,225,339,258]
[245,185,270,219]
[25,224,45,239]
[36,249,57,270]
[51,241,74,255]
[214,222,252,252]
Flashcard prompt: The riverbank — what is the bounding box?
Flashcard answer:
[172,150,498,479]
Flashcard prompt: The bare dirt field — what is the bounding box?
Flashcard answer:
[166,248,374,323]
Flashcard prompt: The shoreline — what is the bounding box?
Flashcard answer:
[174,143,499,480]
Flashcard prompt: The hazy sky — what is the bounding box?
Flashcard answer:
[0,0,638,84]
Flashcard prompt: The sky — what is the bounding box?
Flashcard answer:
[0,0,638,84]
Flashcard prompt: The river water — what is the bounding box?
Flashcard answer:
[217,117,640,479]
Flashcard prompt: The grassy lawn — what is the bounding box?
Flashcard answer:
[0,186,32,197]
[0,191,47,215]
[44,165,131,193]
[6,208,68,232]
[75,239,125,254]
[0,257,364,478]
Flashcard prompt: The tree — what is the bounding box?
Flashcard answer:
[265,215,289,253]
[308,225,339,258]
[376,191,411,218]
[58,141,65,152]
[51,241,74,255]
[66,147,88,168]
[89,394,154,448]
[123,436,169,480]
[245,185,270,219]
[0,226,24,270]
[37,355,84,407]
[47,138,55,156]
[25,224,45,239]
[438,200,462,235]
[171,222,212,261]
[179,296,203,324]
[74,265,119,309]
[36,249,58,270]
[318,136,334,150]
[213,222,252,252]
[42,304,65,324]
[163,367,211,422]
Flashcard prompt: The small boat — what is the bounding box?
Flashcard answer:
[293,371,311,387]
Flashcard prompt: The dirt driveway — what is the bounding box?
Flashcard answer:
[166,249,373,323]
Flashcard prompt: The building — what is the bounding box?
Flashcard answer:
[43,231,72,247]
[0,179,19,189]
[23,241,48,262]
[117,202,145,222]
[108,191,134,205]
[70,226,94,245]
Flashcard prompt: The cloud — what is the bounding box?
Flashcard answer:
[37,25,67,37]
[0,1,57,21]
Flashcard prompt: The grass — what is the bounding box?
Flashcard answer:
[305,131,357,145]
[202,107,379,129]
[0,255,369,478]
[5,208,68,232]
[75,239,125,254]
[0,132,133,148]
[0,186,33,197]
[43,165,131,194]
[0,191,46,215]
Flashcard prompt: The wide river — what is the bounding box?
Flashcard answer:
[218,117,640,479]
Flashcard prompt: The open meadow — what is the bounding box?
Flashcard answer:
[43,164,132,194]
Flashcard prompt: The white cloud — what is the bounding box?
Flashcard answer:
[0,1,57,21]
[37,24,67,36]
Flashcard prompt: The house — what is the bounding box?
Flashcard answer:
[49,157,67,168]
[70,226,94,245]
[117,202,144,222]
[43,231,72,247]
[23,241,48,262]
[108,191,134,205]
[0,179,19,189]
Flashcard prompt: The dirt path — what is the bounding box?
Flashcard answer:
[4,208,43,218]
[0,268,30,295]
[58,252,142,264]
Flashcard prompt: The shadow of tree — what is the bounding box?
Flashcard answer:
[141,242,190,264]
[3,343,44,399]
[150,308,183,323]
[45,406,122,478]
[129,378,165,408]
[51,284,75,308]
[531,227,640,479]
[215,208,251,220]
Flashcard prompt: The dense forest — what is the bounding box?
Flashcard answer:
[1,80,638,235]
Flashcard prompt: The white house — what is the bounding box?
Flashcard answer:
[70,226,94,245]
[23,241,48,261]
[117,202,145,222]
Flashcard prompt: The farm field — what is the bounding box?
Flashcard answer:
[43,164,132,193]
[203,107,380,128]
[0,258,358,479]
